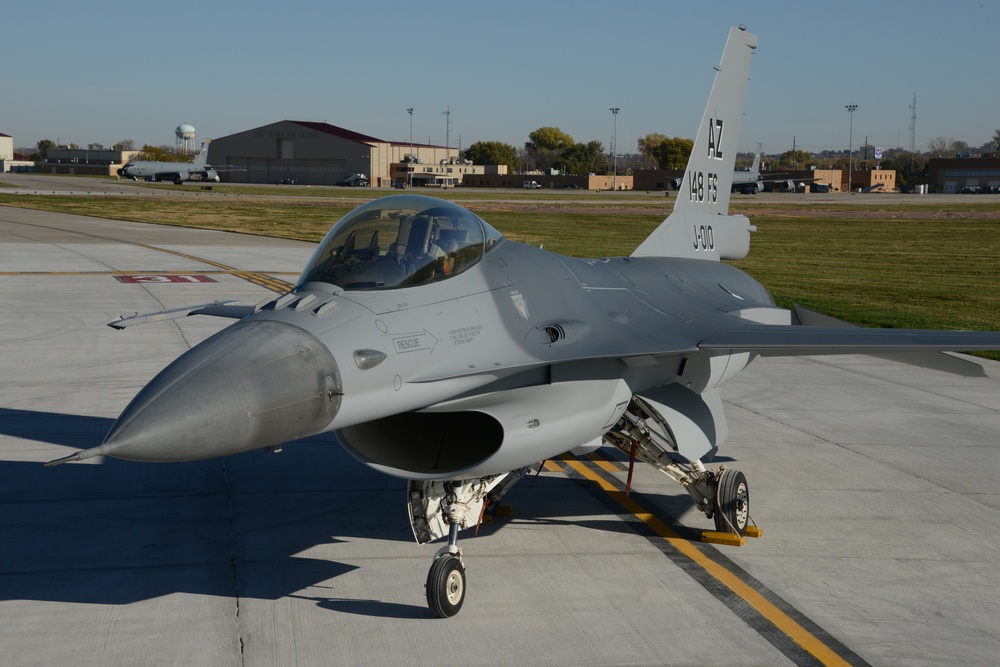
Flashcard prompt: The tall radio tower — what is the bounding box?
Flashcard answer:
[908,93,917,154]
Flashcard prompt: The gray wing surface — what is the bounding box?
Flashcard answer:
[699,327,1000,353]
[698,323,1000,377]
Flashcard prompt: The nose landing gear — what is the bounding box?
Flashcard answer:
[408,468,529,618]
[426,523,466,618]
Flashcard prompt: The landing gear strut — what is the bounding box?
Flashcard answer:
[408,468,529,618]
[605,398,752,536]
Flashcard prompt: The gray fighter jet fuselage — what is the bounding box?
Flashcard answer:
[50,26,1000,618]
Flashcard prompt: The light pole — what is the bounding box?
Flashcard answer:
[406,107,413,187]
[442,106,451,152]
[610,107,619,190]
[845,104,857,194]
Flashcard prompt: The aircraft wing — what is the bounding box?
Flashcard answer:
[698,325,1000,377]
[699,326,1000,353]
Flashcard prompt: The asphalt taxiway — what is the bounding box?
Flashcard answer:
[2,204,1000,666]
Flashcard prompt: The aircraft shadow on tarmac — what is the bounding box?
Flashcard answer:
[0,407,706,616]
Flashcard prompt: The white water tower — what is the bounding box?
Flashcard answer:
[175,124,196,154]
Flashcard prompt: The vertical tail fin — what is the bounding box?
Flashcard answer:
[632,26,757,261]
[194,140,211,166]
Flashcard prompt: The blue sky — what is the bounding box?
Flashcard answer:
[4,1,998,156]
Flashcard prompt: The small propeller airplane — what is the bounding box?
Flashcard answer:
[49,26,1000,617]
[117,141,221,184]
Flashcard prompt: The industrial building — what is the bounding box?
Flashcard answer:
[0,132,12,162]
[924,157,1000,193]
[0,132,33,173]
[207,120,503,187]
[40,147,140,176]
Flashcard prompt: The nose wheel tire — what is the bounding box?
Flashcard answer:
[426,554,466,618]
[713,469,749,536]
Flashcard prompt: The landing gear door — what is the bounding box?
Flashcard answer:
[634,385,728,462]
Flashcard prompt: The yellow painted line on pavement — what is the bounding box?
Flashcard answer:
[129,241,237,271]
[542,460,564,473]
[561,456,852,667]
[585,451,622,473]
[0,270,300,276]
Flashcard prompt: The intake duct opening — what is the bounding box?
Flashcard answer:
[337,411,503,475]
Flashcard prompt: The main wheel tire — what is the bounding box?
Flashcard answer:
[426,554,466,618]
[713,469,749,536]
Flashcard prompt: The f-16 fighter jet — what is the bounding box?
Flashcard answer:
[51,26,1000,617]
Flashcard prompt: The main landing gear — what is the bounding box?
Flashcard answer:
[713,468,749,535]
[408,468,529,618]
[605,399,752,538]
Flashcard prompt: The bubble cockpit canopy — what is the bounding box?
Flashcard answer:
[298,195,504,291]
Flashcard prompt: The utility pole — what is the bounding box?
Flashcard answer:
[845,104,857,193]
[908,93,917,177]
[407,107,413,187]
[442,106,452,157]
[610,107,619,190]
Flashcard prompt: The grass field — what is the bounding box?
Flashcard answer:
[2,189,998,350]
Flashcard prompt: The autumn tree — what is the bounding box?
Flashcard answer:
[131,145,192,162]
[775,149,812,170]
[927,136,957,158]
[464,140,518,173]
[36,139,56,159]
[637,134,693,169]
[880,152,927,190]
[561,140,607,175]
[950,140,971,157]
[525,127,575,171]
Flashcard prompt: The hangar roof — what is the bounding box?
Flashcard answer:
[286,120,386,146]
[285,120,449,149]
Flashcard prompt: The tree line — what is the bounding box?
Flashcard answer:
[24,127,1000,186]
[465,128,1000,184]
[464,129,693,176]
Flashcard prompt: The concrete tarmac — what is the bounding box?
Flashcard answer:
[2,203,1000,666]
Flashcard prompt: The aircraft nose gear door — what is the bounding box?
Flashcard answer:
[408,468,530,618]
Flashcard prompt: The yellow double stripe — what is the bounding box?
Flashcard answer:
[130,241,294,294]
[560,456,852,667]
[234,271,294,294]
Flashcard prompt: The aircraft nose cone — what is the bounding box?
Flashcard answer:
[101,320,341,462]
